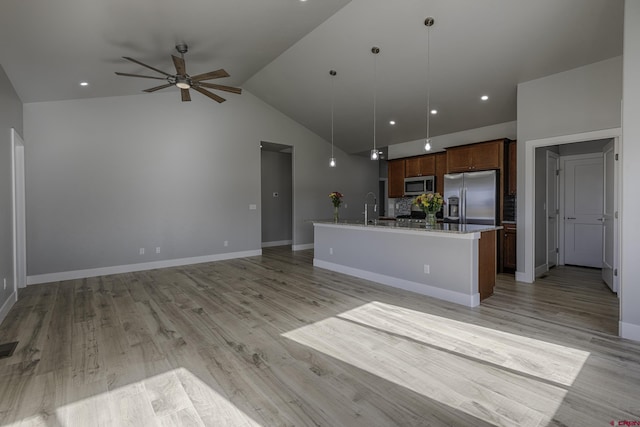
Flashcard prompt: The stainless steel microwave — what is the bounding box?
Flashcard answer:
[404,176,435,196]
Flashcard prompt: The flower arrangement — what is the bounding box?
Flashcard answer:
[329,191,344,208]
[413,192,444,214]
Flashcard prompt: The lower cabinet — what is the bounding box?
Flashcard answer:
[503,223,517,272]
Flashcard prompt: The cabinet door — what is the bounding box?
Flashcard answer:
[388,159,405,198]
[419,155,436,176]
[404,157,422,177]
[472,140,502,170]
[446,146,473,173]
[503,225,517,270]
[508,141,517,195]
[435,152,447,195]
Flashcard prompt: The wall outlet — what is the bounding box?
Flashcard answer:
[249,204,257,210]
[344,203,348,209]
[224,240,229,247]
[329,248,333,255]
[155,247,161,254]
[139,248,145,255]
[3,278,6,290]
[424,264,430,274]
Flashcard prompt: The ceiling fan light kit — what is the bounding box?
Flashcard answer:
[115,44,242,103]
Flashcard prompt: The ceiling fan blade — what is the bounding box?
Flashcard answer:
[191,69,230,82]
[115,72,167,80]
[198,82,242,94]
[122,57,172,77]
[193,87,226,103]
[172,55,186,76]
[181,89,191,102]
[143,83,173,93]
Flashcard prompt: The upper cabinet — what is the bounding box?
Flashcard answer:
[446,139,504,173]
[507,140,517,195]
[435,152,447,195]
[405,155,436,177]
[388,159,406,198]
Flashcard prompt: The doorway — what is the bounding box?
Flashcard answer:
[260,141,293,248]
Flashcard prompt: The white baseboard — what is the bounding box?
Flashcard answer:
[261,240,292,248]
[535,263,549,277]
[27,249,262,285]
[515,271,533,283]
[313,259,480,308]
[292,243,314,251]
[620,321,640,343]
[0,291,17,325]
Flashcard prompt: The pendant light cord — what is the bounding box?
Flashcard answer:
[373,52,377,152]
[426,20,431,144]
[331,72,335,158]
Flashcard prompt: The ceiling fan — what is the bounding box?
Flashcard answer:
[115,44,242,103]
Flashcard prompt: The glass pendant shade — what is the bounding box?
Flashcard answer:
[370,149,379,160]
[329,157,336,167]
[424,139,432,152]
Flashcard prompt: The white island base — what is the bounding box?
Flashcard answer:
[313,221,498,307]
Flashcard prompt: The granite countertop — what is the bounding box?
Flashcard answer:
[312,219,502,234]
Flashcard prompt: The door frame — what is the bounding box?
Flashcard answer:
[546,151,559,269]
[11,128,27,290]
[519,128,621,284]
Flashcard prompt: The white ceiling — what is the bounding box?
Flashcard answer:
[0,0,623,154]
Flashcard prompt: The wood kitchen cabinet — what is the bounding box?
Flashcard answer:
[507,140,517,195]
[503,223,517,272]
[405,155,436,177]
[435,152,447,195]
[446,139,504,173]
[388,159,405,198]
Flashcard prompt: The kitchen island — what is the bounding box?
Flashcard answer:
[312,220,501,307]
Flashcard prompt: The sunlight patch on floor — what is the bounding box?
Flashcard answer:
[283,301,591,426]
[5,368,262,427]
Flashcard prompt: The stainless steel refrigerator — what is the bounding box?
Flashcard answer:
[443,170,498,225]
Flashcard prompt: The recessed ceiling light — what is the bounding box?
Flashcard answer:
[430,109,438,115]
[481,95,489,101]
[79,81,89,87]
[389,120,396,125]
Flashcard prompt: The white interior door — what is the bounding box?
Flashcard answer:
[602,140,617,292]
[564,155,603,268]
[546,152,559,268]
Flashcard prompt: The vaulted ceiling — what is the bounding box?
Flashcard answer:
[0,0,624,154]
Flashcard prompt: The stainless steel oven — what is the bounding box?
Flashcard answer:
[403,176,435,196]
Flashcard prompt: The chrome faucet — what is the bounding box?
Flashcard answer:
[364,192,377,224]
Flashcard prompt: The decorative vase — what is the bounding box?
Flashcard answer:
[426,212,436,227]
[333,206,339,222]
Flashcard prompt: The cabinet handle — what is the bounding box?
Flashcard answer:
[566,217,576,220]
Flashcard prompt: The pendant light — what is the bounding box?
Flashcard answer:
[329,70,337,167]
[371,47,380,161]
[424,17,435,152]
[371,46,380,160]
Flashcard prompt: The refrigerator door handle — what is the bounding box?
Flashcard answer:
[461,187,466,224]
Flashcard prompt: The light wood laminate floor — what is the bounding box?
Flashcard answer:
[0,247,637,426]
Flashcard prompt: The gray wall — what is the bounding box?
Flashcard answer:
[261,149,292,244]
[0,65,23,314]
[23,89,378,276]
[621,0,640,339]
[517,56,622,277]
